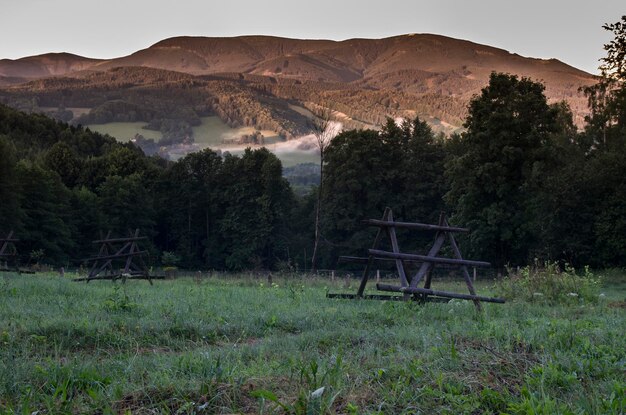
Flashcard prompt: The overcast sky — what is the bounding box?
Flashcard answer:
[1,0,623,74]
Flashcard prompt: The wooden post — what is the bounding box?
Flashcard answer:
[357,207,391,297]
[376,269,380,283]
[444,218,482,311]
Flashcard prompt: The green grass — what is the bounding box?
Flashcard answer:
[86,122,163,142]
[2,272,622,414]
[86,116,317,167]
[192,117,279,146]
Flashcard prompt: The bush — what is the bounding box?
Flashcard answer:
[494,263,601,305]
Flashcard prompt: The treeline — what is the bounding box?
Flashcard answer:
[1,17,625,271]
[0,104,296,270]
[1,68,624,271]
[316,73,625,268]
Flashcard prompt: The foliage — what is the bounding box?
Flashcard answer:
[445,73,565,267]
[161,251,181,267]
[495,263,602,304]
[102,284,137,312]
[2,16,626,271]
[318,117,447,268]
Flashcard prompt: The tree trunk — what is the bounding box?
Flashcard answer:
[311,156,323,272]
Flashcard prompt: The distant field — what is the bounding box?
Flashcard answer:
[0,271,624,413]
[86,122,162,142]
[86,116,319,167]
[192,116,279,146]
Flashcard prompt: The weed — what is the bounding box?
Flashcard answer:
[495,262,602,304]
[103,284,137,312]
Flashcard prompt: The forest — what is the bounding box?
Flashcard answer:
[1,18,625,273]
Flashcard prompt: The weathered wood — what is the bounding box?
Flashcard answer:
[368,249,491,268]
[338,255,463,269]
[410,227,446,288]
[357,207,390,297]
[363,219,469,233]
[81,229,154,283]
[92,236,148,244]
[0,231,18,257]
[423,212,446,291]
[83,250,149,262]
[333,208,500,309]
[376,283,505,304]
[444,218,482,310]
[385,210,411,300]
[326,292,450,302]
[74,274,165,282]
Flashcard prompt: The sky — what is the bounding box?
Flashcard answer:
[0,0,623,74]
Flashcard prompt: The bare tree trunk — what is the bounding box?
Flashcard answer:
[311,155,323,272]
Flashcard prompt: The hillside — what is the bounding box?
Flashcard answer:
[0,34,597,141]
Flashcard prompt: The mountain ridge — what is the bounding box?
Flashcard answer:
[0,34,596,141]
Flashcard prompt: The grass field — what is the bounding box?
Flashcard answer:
[85,117,318,167]
[86,122,163,142]
[0,271,624,414]
[192,117,279,147]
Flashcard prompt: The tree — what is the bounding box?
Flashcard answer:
[318,117,447,267]
[445,73,563,267]
[309,106,340,271]
[44,142,82,188]
[583,15,626,147]
[157,149,224,268]
[219,148,294,270]
[16,162,74,264]
[0,136,22,235]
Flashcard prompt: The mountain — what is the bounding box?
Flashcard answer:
[0,52,101,79]
[0,34,596,143]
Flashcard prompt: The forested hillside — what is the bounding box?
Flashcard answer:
[0,104,296,269]
[0,33,595,147]
[1,17,625,271]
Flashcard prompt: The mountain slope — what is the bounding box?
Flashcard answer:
[0,34,597,135]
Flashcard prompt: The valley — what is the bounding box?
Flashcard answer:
[86,116,319,166]
[0,34,596,163]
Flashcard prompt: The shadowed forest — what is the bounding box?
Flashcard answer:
[1,19,626,273]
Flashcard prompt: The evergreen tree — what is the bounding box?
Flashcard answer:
[16,162,74,265]
[0,136,22,235]
[445,73,562,267]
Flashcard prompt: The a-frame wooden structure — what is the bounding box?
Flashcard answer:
[75,229,160,284]
[0,231,19,272]
[329,208,504,310]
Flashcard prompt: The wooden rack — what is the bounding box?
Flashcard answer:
[74,229,163,284]
[327,208,505,310]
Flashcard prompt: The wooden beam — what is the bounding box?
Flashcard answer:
[338,256,460,268]
[363,219,469,233]
[444,217,482,310]
[83,250,149,262]
[376,283,505,304]
[368,249,491,268]
[410,231,446,288]
[385,210,410,300]
[92,236,148,244]
[326,292,450,302]
[357,207,390,297]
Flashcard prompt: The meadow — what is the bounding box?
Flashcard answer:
[86,117,318,167]
[0,271,624,414]
[86,122,163,142]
